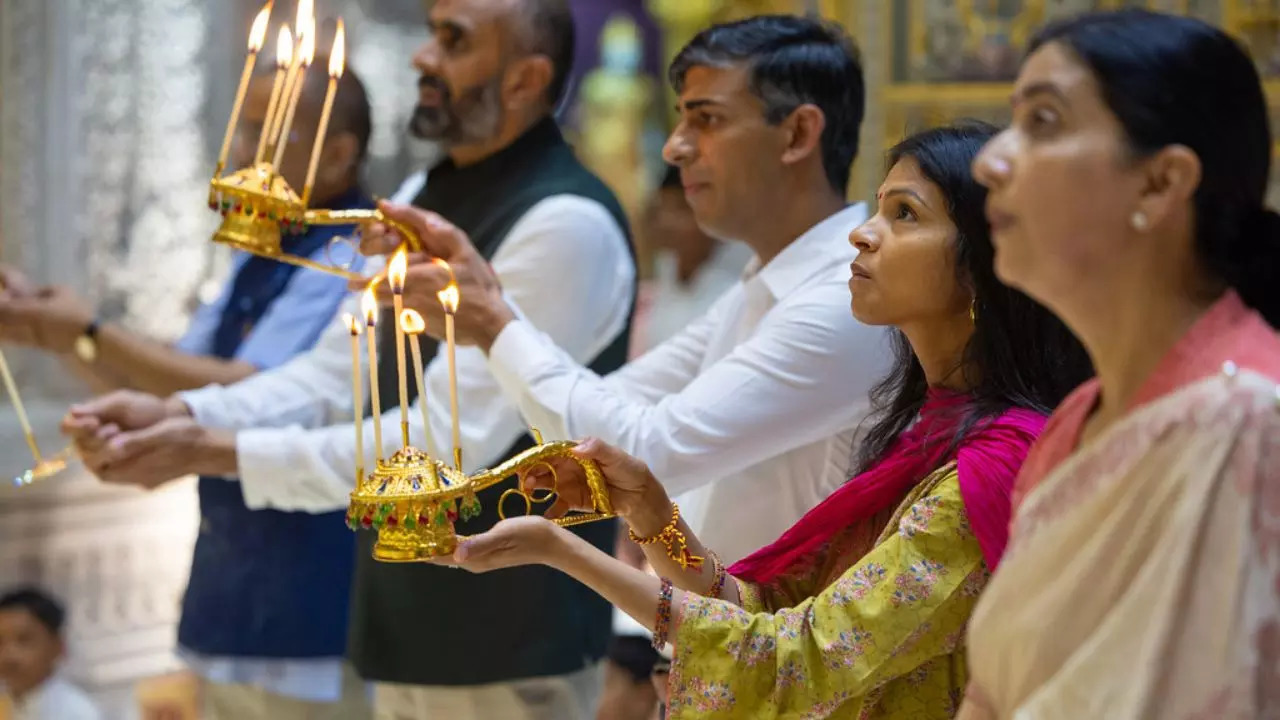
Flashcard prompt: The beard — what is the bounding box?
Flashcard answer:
[409,73,504,145]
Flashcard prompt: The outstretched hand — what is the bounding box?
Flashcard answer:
[350,201,513,350]
[431,516,566,573]
[518,437,671,536]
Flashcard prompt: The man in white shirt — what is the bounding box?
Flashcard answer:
[63,2,635,718]
[364,13,889,565]
[0,589,100,720]
[363,17,889,720]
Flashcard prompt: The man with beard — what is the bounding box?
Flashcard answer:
[60,1,635,718]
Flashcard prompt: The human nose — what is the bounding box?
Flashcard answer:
[411,39,440,74]
[662,124,694,167]
[849,218,880,253]
[972,130,1013,190]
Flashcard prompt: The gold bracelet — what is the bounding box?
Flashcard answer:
[706,551,727,599]
[628,503,704,570]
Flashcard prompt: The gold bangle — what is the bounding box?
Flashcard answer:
[628,503,704,570]
[706,552,726,599]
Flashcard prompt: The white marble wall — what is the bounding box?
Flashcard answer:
[0,1,429,716]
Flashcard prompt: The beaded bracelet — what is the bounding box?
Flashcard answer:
[652,577,674,651]
[628,503,704,570]
[706,551,727,599]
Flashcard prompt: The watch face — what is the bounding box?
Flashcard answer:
[74,335,97,363]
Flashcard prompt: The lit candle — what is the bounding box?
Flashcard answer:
[362,289,385,462]
[217,3,271,175]
[0,348,41,464]
[301,19,345,207]
[388,249,410,447]
[436,266,461,470]
[255,25,293,164]
[399,309,437,455]
[343,313,364,484]
[272,22,316,170]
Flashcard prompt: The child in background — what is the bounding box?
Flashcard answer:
[0,588,99,720]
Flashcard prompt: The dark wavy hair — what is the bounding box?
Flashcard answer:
[854,123,1094,472]
[1028,10,1280,327]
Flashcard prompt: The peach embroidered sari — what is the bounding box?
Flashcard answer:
[958,291,1280,719]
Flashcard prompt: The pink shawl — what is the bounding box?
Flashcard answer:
[730,390,1046,585]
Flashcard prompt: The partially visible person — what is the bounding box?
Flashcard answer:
[630,165,752,356]
[963,10,1280,718]
[0,588,100,720]
[62,2,637,718]
[432,123,1092,719]
[4,65,376,720]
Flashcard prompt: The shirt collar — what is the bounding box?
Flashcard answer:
[744,203,866,300]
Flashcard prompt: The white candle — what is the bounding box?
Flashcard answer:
[437,279,461,470]
[272,22,316,170]
[362,290,384,462]
[217,3,271,173]
[344,313,364,483]
[400,309,437,455]
[255,26,292,164]
[388,249,410,447]
[301,20,344,207]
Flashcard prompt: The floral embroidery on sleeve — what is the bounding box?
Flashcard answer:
[899,495,943,538]
[831,562,888,605]
[891,558,948,606]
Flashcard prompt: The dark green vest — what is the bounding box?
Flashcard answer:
[348,118,634,686]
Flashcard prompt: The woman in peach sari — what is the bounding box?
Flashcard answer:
[961,10,1280,719]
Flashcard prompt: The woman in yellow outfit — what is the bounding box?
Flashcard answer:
[440,123,1091,718]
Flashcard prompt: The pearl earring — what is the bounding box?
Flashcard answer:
[1130,211,1149,231]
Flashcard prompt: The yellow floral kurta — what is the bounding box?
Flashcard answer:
[667,466,989,719]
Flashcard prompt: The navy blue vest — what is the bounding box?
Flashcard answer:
[179,187,373,658]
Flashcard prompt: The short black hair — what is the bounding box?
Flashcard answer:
[669,15,865,195]
[301,57,373,163]
[511,0,576,106]
[0,588,65,636]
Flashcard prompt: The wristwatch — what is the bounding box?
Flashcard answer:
[73,320,100,363]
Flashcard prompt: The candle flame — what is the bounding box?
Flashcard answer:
[276,25,294,68]
[343,312,362,336]
[248,3,272,53]
[300,20,317,66]
[329,19,346,78]
[399,309,426,335]
[388,248,408,294]
[361,288,379,325]
[296,0,314,38]
[437,284,460,314]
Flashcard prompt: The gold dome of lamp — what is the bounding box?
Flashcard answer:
[209,11,421,282]
[347,431,618,562]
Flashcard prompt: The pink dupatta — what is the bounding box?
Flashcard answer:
[730,390,1046,585]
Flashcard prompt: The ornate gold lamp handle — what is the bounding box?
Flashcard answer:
[304,208,425,253]
[470,440,617,527]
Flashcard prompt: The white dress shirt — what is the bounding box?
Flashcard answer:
[179,174,636,515]
[11,676,101,720]
[487,204,891,563]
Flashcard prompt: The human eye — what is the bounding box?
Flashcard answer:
[893,201,917,222]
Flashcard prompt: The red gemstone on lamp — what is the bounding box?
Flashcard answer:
[360,514,373,529]
[446,509,458,522]
[387,514,399,527]
[233,203,242,213]
[417,513,429,525]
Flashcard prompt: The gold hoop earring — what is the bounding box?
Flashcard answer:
[969,299,977,323]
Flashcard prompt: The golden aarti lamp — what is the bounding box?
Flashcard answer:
[340,259,616,562]
[208,3,420,281]
[0,348,70,487]
[214,2,616,561]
